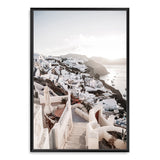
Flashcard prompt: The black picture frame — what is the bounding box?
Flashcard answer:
[30,7,129,152]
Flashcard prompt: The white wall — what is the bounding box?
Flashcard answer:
[34,105,44,149]
[34,104,49,149]
[51,105,73,149]
[0,0,160,160]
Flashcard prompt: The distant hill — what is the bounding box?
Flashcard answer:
[61,53,88,62]
[85,59,109,76]
[91,57,126,65]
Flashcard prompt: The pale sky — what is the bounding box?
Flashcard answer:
[34,10,126,59]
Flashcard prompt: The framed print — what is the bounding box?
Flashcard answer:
[30,8,129,152]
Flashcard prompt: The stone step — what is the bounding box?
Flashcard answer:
[64,122,87,149]
[64,142,87,149]
[72,125,86,129]
[69,134,85,138]
[65,141,85,146]
[68,135,85,145]
[72,125,86,130]
[71,129,86,135]
[72,124,87,128]
[73,122,88,126]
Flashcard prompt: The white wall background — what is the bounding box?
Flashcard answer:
[0,0,160,159]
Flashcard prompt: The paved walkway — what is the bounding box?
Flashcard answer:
[64,122,87,149]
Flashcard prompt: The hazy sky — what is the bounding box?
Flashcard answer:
[34,10,126,59]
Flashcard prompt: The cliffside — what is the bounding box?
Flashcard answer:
[85,59,109,76]
[61,53,109,76]
[99,79,126,111]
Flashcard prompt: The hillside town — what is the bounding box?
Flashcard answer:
[33,53,127,150]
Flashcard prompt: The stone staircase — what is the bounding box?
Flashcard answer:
[64,122,88,149]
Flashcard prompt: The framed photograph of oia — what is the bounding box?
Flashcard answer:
[30,8,129,152]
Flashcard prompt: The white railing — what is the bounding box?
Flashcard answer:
[86,105,127,149]
[85,105,101,149]
[34,104,49,149]
[49,91,73,149]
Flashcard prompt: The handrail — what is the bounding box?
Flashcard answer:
[58,91,71,125]
[50,91,73,149]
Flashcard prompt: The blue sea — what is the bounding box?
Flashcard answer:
[100,65,126,97]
